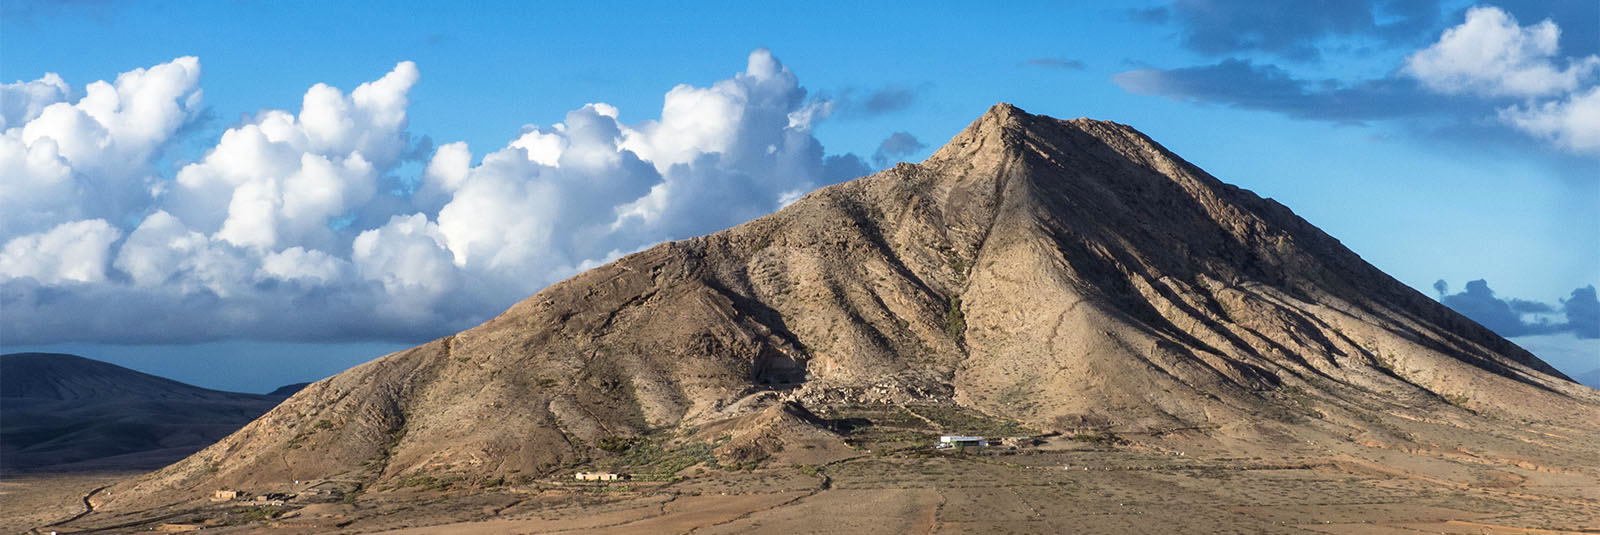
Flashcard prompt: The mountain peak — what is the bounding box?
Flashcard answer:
[929,102,1033,161]
[979,101,1025,126]
[928,104,1170,178]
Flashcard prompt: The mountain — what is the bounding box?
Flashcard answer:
[0,353,290,473]
[95,104,1599,511]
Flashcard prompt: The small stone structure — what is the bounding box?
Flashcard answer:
[210,489,239,502]
[999,436,1036,449]
[574,471,628,481]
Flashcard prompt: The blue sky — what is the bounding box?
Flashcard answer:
[2,0,1595,392]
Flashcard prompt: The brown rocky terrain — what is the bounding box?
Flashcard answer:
[43,104,1599,534]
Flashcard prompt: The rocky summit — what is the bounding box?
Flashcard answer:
[74,104,1599,532]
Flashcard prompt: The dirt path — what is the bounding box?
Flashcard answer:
[899,405,942,433]
[38,484,107,531]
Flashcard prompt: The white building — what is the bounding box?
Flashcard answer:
[575,472,628,481]
[937,435,988,448]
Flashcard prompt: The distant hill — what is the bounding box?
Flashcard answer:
[266,382,312,397]
[0,353,293,473]
[1576,368,1600,390]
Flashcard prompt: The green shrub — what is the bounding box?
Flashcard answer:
[945,297,966,340]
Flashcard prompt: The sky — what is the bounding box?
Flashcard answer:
[1,0,1595,393]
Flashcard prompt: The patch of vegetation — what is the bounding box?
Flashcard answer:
[1068,432,1126,445]
[752,233,775,252]
[996,382,1034,409]
[944,248,970,283]
[314,419,334,430]
[364,426,407,470]
[793,464,820,477]
[945,297,966,341]
[823,405,941,451]
[1272,384,1321,423]
[911,405,1036,437]
[586,484,634,493]
[341,482,365,504]
[1443,392,1471,409]
[598,435,643,453]
[227,506,286,524]
[592,435,717,480]
[1372,353,1396,374]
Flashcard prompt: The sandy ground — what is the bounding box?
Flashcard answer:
[23,441,1596,535]
[0,471,136,534]
[362,451,1597,535]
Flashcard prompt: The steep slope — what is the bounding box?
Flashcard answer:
[100,104,1599,509]
[0,353,289,472]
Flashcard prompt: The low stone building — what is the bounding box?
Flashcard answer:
[574,471,628,481]
[156,523,203,532]
[210,489,239,502]
[999,436,1037,449]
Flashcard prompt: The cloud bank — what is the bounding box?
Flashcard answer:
[1128,0,1442,62]
[0,49,874,345]
[1118,3,1600,155]
[1435,279,1598,339]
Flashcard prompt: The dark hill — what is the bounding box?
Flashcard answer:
[266,382,311,397]
[0,353,286,473]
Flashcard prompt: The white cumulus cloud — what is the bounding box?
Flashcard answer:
[1,56,203,237]
[1404,6,1598,98]
[169,61,416,252]
[1,73,71,130]
[1498,85,1600,153]
[1404,6,1600,154]
[0,49,873,345]
[0,219,122,284]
